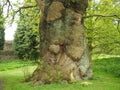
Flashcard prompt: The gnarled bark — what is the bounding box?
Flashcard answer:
[31,0,92,85]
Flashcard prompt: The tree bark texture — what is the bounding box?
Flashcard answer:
[31,0,92,84]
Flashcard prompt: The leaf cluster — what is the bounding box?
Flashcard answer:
[85,0,120,55]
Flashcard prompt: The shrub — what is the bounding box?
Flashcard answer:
[13,5,40,60]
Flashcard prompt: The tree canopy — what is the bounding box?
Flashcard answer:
[85,0,120,55]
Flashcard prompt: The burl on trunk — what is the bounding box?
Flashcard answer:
[31,0,92,84]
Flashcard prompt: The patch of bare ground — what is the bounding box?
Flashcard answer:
[0,79,4,90]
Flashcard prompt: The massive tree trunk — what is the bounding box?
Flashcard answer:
[31,0,92,84]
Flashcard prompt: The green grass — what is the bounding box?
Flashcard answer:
[0,60,36,71]
[93,57,120,77]
[0,57,120,90]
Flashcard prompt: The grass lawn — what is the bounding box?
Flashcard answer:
[0,57,120,90]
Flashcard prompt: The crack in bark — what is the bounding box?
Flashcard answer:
[31,0,92,84]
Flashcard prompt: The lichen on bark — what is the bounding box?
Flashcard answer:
[31,0,92,85]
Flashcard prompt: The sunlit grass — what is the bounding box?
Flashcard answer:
[0,60,36,71]
[92,54,120,60]
[0,56,120,90]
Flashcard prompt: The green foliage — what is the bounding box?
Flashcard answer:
[14,0,40,60]
[85,0,120,55]
[0,6,5,50]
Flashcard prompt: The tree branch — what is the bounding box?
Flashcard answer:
[83,14,120,19]
[116,20,120,34]
[14,5,37,13]
[84,14,120,33]
[1,0,13,14]
[10,5,37,23]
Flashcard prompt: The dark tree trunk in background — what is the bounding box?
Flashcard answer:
[0,8,5,50]
[31,0,92,84]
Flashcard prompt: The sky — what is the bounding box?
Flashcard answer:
[5,23,17,40]
[4,0,24,40]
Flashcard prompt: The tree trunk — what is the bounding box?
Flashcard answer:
[31,0,92,85]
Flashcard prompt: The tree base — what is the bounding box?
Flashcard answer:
[30,51,92,85]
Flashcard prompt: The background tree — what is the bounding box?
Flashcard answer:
[14,0,40,60]
[0,5,5,50]
[85,0,120,56]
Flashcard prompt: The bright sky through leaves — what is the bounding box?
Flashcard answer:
[5,23,17,40]
[4,0,24,40]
